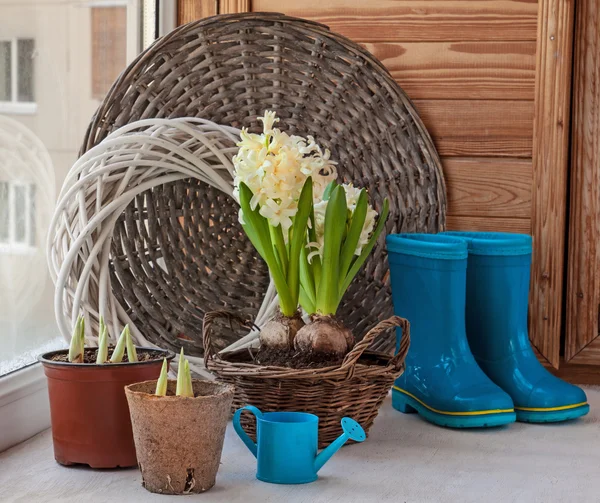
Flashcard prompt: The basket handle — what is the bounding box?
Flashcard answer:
[340,316,410,372]
[203,310,256,364]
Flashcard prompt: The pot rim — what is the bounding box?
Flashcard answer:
[126,378,235,401]
[38,347,175,368]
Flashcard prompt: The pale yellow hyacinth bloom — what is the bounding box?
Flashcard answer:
[233,110,337,232]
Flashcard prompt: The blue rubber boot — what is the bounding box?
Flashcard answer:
[386,234,516,428]
[445,231,590,423]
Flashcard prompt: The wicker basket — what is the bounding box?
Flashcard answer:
[203,311,410,448]
[75,12,445,357]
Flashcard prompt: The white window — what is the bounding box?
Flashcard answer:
[0,181,36,250]
[0,38,37,115]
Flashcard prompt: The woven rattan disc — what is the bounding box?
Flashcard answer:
[80,13,446,356]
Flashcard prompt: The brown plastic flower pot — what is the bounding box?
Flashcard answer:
[39,348,173,469]
[126,379,234,495]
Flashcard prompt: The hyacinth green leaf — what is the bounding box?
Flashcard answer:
[155,358,168,396]
[339,198,390,301]
[269,226,285,275]
[240,217,266,262]
[124,325,138,362]
[110,325,128,363]
[96,316,109,364]
[68,315,85,363]
[239,182,295,316]
[238,184,270,262]
[299,245,316,306]
[286,226,293,257]
[339,188,368,284]
[315,184,347,315]
[322,181,336,201]
[299,285,316,314]
[270,223,288,274]
[307,205,322,291]
[287,177,313,307]
[238,183,271,254]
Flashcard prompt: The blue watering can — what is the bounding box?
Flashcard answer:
[233,405,366,484]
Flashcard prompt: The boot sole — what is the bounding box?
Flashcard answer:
[515,403,589,423]
[392,387,516,429]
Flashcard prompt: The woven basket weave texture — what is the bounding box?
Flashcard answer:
[80,12,446,355]
[203,311,411,447]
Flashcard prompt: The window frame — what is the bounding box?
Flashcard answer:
[0,37,37,115]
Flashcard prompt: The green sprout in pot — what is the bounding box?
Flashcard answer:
[68,315,86,363]
[67,316,142,365]
[126,325,138,362]
[155,349,193,397]
[110,324,138,363]
[96,316,109,364]
[155,358,169,396]
[175,348,194,397]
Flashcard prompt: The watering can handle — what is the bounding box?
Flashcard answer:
[233,405,262,458]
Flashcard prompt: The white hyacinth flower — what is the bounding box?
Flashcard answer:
[233,110,337,233]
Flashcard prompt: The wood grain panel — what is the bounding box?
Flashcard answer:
[568,339,600,366]
[443,158,531,218]
[178,0,217,25]
[446,216,530,234]
[364,42,536,100]
[220,0,250,14]
[91,7,127,100]
[566,0,600,364]
[529,0,575,369]
[252,0,539,41]
[549,358,600,385]
[414,100,534,157]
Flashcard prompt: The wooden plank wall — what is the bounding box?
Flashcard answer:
[178,0,216,25]
[566,0,600,365]
[530,0,574,368]
[91,7,127,100]
[251,0,537,234]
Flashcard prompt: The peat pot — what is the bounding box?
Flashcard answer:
[39,347,172,468]
[126,379,234,495]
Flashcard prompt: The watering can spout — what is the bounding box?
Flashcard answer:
[314,417,366,473]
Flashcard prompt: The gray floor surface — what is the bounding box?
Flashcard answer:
[1,388,599,502]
